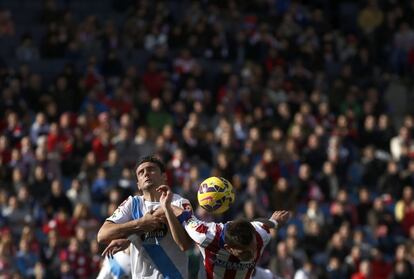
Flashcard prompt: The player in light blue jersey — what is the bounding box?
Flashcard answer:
[97,247,131,279]
[97,156,193,279]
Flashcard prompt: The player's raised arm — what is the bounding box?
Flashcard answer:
[158,185,193,251]
[270,210,290,227]
[254,210,291,230]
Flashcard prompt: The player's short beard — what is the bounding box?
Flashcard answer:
[140,180,159,191]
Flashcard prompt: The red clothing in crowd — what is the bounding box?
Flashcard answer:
[59,248,91,278]
[371,259,392,279]
[47,132,73,159]
[43,216,75,240]
[351,273,367,279]
[91,136,113,164]
[142,70,165,98]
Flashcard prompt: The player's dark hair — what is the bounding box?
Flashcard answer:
[225,219,255,247]
[134,155,166,173]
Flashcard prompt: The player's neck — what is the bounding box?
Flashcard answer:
[142,190,161,202]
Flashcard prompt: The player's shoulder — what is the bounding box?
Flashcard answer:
[171,193,192,210]
[171,193,189,204]
[116,195,143,209]
[121,194,142,205]
[171,192,184,200]
[107,195,135,222]
[119,195,135,206]
[131,195,143,202]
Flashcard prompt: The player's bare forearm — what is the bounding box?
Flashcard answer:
[164,204,193,251]
[97,220,142,244]
[158,185,193,251]
[254,218,279,229]
[97,214,164,244]
[171,205,184,216]
[254,211,291,230]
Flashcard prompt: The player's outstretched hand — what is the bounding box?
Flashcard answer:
[157,185,173,210]
[102,238,130,258]
[270,211,291,227]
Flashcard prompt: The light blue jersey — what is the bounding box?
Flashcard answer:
[97,250,131,279]
[107,194,192,279]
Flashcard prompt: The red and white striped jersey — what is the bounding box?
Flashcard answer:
[179,213,272,279]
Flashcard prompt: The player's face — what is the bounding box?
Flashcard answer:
[226,237,257,261]
[136,162,165,191]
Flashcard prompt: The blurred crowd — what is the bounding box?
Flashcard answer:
[1,0,414,278]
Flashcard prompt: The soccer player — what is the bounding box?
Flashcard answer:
[97,156,193,279]
[158,185,290,279]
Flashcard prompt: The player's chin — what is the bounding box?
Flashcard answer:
[142,182,155,189]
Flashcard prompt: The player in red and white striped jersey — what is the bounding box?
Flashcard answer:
[158,185,290,279]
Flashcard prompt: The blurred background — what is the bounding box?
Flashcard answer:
[1,0,414,278]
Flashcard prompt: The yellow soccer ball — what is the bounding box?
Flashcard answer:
[197,177,235,214]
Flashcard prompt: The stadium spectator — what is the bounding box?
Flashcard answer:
[269,240,295,278]
[16,35,40,62]
[350,259,371,279]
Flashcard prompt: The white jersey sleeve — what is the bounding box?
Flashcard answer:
[171,194,193,212]
[251,221,272,246]
[106,196,134,224]
[177,212,219,247]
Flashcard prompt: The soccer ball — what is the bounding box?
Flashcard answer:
[197,177,235,214]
